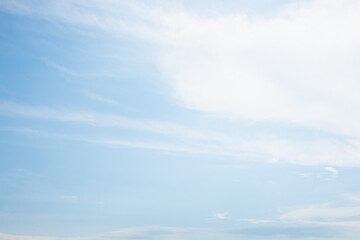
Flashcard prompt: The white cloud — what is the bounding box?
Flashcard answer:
[343,194,360,203]
[3,0,360,139]
[237,218,274,224]
[41,57,81,77]
[2,101,360,166]
[61,195,79,201]
[81,137,198,153]
[306,220,360,228]
[107,226,207,239]
[0,227,217,240]
[81,90,118,105]
[2,1,360,166]
[41,58,115,78]
[0,232,58,240]
[213,212,231,220]
[280,205,360,220]
[324,167,339,176]
[152,0,360,139]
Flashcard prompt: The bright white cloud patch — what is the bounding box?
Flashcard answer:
[213,212,231,220]
[3,0,360,139]
[324,166,339,175]
[154,0,360,138]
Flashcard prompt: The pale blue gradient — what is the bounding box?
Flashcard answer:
[1,1,360,240]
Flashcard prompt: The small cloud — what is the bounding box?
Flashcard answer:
[41,57,79,76]
[238,219,274,224]
[82,90,118,105]
[343,194,360,203]
[299,172,312,177]
[61,195,78,201]
[213,212,231,220]
[42,57,114,78]
[317,167,339,180]
[108,226,204,239]
[279,204,360,220]
[233,226,336,238]
[268,158,279,164]
[324,167,338,176]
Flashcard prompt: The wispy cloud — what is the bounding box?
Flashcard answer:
[61,195,79,201]
[0,220,354,240]
[81,90,118,105]
[212,212,231,220]
[232,225,337,239]
[237,219,274,224]
[81,137,198,153]
[0,227,214,240]
[0,232,57,240]
[279,204,360,221]
[2,101,360,166]
[106,226,210,239]
[324,167,339,176]
[3,0,360,139]
[0,101,222,142]
[1,1,360,168]
[343,194,360,203]
[41,57,114,78]
[41,57,80,77]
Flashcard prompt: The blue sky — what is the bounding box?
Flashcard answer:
[1,0,360,239]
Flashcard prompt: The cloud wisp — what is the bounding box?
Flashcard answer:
[212,212,231,220]
[324,167,339,176]
[0,102,360,166]
[280,205,360,221]
[41,58,115,78]
[81,90,118,105]
[2,101,360,166]
[0,227,218,240]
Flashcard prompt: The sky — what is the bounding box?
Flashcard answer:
[1,0,360,239]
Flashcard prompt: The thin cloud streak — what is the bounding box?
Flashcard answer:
[279,205,360,221]
[41,58,115,78]
[2,101,360,166]
[81,90,118,105]
[212,212,231,220]
[0,227,217,240]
